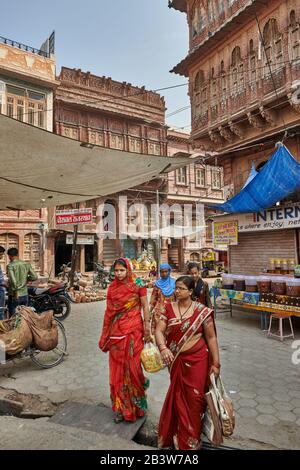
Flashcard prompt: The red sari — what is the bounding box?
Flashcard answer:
[99,258,148,422]
[158,302,214,450]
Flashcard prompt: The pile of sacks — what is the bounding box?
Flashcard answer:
[0,307,58,356]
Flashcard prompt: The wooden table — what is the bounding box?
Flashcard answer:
[211,287,300,330]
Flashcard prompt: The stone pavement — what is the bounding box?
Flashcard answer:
[1,297,300,450]
[0,416,151,450]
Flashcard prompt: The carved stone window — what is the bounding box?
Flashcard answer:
[220,60,227,107]
[249,40,257,89]
[289,10,300,62]
[194,70,207,118]
[262,18,283,77]
[212,169,222,190]
[231,47,244,96]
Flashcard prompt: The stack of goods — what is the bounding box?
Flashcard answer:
[268,259,295,274]
[260,277,300,311]
[245,276,258,293]
[68,285,107,303]
[41,278,107,304]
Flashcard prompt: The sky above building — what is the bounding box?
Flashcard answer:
[1,0,191,130]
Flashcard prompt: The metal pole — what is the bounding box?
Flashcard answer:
[70,202,80,287]
[156,190,161,272]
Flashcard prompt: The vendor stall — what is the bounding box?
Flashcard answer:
[211,273,300,330]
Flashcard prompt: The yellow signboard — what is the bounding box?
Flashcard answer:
[213,220,238,247]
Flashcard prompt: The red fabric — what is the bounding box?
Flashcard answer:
[99,258,148,422]
[158,303,211,450]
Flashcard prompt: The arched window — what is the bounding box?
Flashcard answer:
[194,70,205,93]
[262,18,283,75]
[0,233,19,271]
[249,39,257,89]
[220,60,227,106]
[211,66,217,107]
[231,46,244,95]
[24,233,41,272]
[289,10,300,61]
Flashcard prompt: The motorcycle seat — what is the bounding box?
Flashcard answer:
[31,287,49,295]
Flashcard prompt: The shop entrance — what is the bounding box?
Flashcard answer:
[55,237,72,275]
[85,243,97,272]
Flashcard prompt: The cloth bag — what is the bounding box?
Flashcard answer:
[202,374,235,446]
[140,342,164,373]
[19,307,58,352]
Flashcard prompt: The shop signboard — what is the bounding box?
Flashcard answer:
[216,204,300,233]
[213,221,238,248]
[66,234,94,245]
[56,208,93,226]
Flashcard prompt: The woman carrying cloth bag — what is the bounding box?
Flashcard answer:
[99,258,151,423]
[155,276,221,450]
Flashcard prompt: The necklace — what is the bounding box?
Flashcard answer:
[178,301,193,321]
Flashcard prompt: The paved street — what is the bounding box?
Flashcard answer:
[1,296,300,450]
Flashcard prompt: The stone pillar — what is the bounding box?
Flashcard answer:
[97,238,104,263]
[79,246,85,273]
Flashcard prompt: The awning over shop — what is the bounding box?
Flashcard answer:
[210,144,300,214]
[0,115,189,210]
[242,163,258,190]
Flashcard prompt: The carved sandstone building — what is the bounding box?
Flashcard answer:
[51,67,168,272]
[170,0,300,271]
[0,33,58,275]
[166,128,224,270]
[170,0,300,188]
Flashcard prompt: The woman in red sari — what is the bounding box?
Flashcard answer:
[99,258,151,423]
[155,276,220,450]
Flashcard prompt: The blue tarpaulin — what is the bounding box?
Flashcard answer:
[211,144,300,214]
[242,163,258,189]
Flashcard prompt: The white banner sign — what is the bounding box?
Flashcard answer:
[66,234,95,245]
[218,204,300,233]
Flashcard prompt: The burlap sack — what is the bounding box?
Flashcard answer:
[0,317,33,355]
[20,307,58,352]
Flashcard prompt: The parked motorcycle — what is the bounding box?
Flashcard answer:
[93,263,114,289]
[57,262,82,285]
[28,283,71,321]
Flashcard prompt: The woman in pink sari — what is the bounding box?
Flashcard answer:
[155,276,220,450]
[99,258,151,423]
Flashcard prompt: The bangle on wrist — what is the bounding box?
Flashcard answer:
[212,363,221,368]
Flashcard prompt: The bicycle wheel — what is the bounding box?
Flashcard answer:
[30,319,68,369]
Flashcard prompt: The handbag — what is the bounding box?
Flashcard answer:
[215,374,235,437]
[202,375,223,447]
[140,342,164,373]
[203,374,235,446]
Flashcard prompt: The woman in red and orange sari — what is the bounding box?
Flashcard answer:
[99,258,152,423]
[155,276,221,450]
